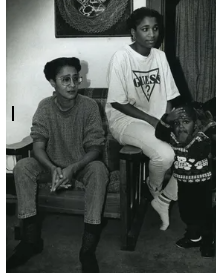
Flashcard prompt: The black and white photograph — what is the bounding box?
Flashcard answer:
[6,0,216,272]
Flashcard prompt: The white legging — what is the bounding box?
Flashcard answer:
[115,120,178,200]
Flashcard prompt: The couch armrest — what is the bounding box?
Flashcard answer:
[6,136,33,156]
[119,145,143,161]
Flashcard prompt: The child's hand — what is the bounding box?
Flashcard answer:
[166,108,186,123]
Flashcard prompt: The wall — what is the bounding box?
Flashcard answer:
[6,0,146,143]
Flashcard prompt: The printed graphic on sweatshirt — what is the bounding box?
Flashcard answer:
[132,68,160,101]
[174,156,208,171]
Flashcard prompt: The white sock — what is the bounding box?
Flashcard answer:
[151,194,171,231]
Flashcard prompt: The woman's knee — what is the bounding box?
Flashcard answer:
[151,146,175,169]
[87,161,109,185]
[88,161,108,175]
[13,157,41,178]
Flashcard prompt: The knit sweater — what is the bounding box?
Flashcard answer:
[30,94,105,168]
[155,114,213,183]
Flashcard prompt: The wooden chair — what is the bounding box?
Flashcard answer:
[6,88,149,251]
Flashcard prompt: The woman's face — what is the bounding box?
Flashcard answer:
[51,65,80,100]
[132,16,159,49]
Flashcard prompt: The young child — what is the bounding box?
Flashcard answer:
[154,104,215,258]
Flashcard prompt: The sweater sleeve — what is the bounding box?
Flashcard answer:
[30,100,49,143]
[83,100,105,154]
[155,114,172,143]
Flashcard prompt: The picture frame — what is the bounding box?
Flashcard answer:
[55,0,133,38]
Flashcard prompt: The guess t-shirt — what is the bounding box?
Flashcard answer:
[105,45,180,136]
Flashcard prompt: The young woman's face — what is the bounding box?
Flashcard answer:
[173,116,195,143]
[132,16,159,49]
[51,65,80,100]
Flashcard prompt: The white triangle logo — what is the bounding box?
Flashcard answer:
[132,68,160,102]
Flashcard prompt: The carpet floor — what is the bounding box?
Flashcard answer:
[6,202,216,273]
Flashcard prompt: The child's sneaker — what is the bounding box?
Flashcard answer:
[200,240,215,258]
[176,236,202,249]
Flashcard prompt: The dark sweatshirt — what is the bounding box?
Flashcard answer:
[155,114,214,183]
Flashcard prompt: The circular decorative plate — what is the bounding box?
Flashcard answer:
[56,0,129,33]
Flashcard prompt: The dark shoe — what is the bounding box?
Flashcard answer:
[6,239,43,269]
[79,231,100,273]
[79,251,99,273]
[7,216,43,269]
[200,240,215,258]
[176,237,201,249]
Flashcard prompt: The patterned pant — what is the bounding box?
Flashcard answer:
[13,158,109,224]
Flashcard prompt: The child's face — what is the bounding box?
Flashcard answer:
[132,16,159,49]
[173,114,195,143]
[51,65,80,100]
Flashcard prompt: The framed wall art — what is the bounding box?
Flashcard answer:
[55,0,133,37]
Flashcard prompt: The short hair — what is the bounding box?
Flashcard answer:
[43,57,81,81]
[177,103,197,122]
[126,7,164,48]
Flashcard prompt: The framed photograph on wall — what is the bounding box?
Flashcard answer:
[55,0,133,37]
